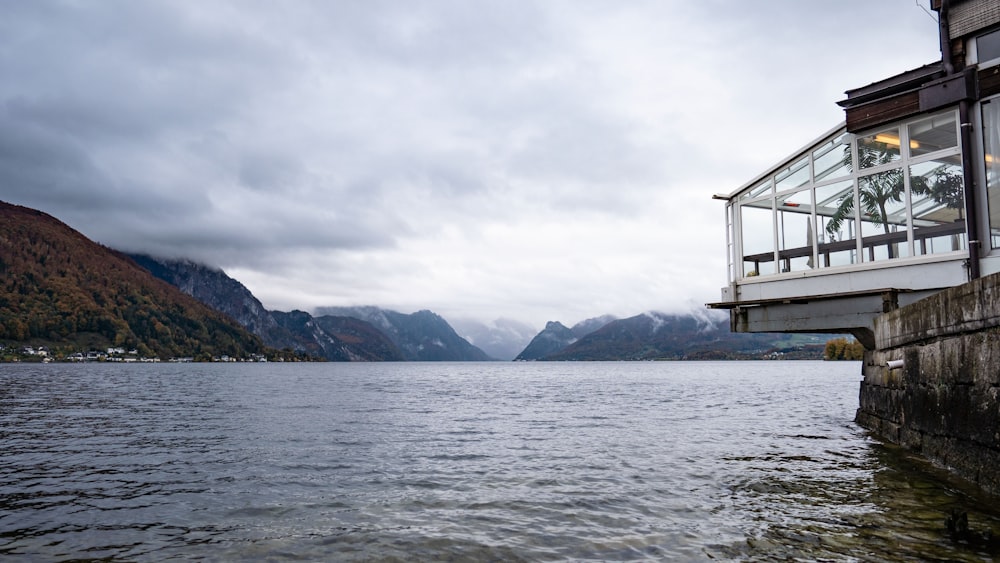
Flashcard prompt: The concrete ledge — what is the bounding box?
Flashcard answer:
[875,271,1000,349]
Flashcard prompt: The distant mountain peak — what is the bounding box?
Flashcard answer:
[515,321,577,361]
[315,306,493,361]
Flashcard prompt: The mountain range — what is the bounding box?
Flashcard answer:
[2,200,834,362]
[122,257,831,361]
[129,255,407,361]
[132,256,492,361]
[315,306,492,361]
[538,312,826,361]
[514,315,617,361]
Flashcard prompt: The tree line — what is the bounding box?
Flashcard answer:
[824,337,864,361]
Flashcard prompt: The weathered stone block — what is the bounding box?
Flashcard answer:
[856,272,1000,495]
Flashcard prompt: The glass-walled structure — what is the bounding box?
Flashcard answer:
[726,110,967,284]
[710,1,1000,346]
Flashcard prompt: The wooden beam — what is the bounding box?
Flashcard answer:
[980,65,1000,98]
[845,91,921,133]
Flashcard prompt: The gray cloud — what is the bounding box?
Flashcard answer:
[0,0,943,328]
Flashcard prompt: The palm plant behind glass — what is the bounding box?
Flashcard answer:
[825,139,931,238]
[925,170,964,220]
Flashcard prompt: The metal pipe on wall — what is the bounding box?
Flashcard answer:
[960,99,982,280]
[938,0,981,279]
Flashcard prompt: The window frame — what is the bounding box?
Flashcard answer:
[725,109,965,283]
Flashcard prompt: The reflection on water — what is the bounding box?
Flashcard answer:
[0,361,998,561]
[720,439,1000,561]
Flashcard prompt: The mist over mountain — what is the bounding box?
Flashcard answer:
[317,306,493,361]
[450,317,537,361]
[131,254,402,361]
[571,315,618,337]
[0,201,267,360]
[538,312,827,361]
[515,321,577,361]
[129,254,297,348]
[269,310,405,361]
[131,257,492,362]
[515,315,619,361]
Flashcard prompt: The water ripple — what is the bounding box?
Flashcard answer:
[2,361,999,561]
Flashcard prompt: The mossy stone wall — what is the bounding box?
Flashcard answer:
[857,272,1000,494]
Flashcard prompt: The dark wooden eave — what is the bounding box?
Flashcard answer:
[982,64,1000,97]
[837,63,944,108]
[836,61,984,133]
[836,63,944,133]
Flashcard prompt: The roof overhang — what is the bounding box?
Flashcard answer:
[837,63,944,109]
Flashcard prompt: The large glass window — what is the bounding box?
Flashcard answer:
[858,167,909,261]
[740,201,774,276]
[978,29,1000,65]
[741,179,772,200]
[910,155,966,255]
[728,109,965,281]
[908,113,958,157]
[815,180,857,267]
[813,132,851,182]
[776,188,813,272]
[775,157,810,193]
[984,100,1000,248]
[857,127,901,169]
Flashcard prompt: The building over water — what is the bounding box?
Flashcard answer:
[709,0,1000,349]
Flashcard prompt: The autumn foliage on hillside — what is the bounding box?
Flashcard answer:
[823,337,865,361]
[0,201,265,359]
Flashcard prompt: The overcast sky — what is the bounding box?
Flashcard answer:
[1,1,943,329]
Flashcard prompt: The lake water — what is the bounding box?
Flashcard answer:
[2,361,1000,561]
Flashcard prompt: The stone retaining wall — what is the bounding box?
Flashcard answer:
[856,271,1000,494]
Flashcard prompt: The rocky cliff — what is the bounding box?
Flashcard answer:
[317,306,493,361]
[131,254,402,361]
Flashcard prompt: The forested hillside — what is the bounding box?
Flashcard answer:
[0,201,267,359]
